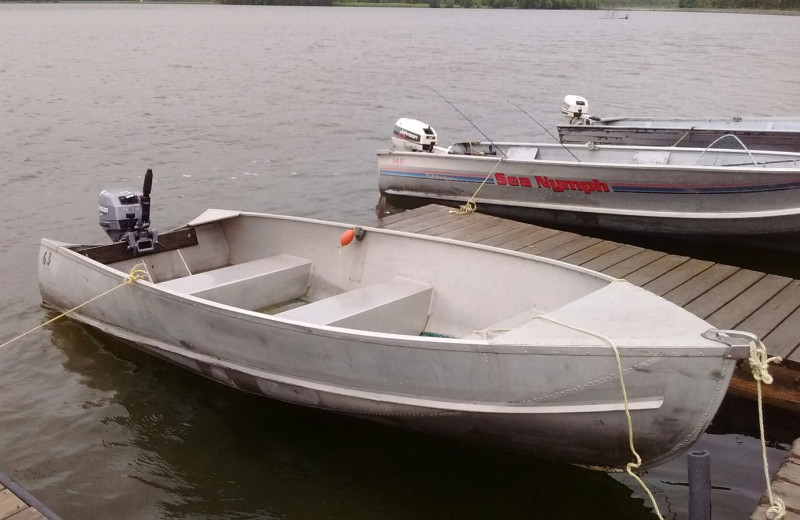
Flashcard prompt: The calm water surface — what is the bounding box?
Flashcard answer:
[1,5,799,519]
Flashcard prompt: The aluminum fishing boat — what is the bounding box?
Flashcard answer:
[377,118,800,250]
[38,171,752,470]
[557,95,800,152]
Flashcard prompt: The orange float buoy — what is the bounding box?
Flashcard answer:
[340,228,355,247]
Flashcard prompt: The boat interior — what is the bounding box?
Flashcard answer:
[597,117,800,131]
[73,212,612,339]
[447,141,800,168]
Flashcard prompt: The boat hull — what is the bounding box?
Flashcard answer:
[38,213,742,469]
[378,145,800,248]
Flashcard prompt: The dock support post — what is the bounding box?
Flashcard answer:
[688,450,711,520]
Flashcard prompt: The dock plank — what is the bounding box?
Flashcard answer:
[601,249,668,279]
[729,364,800,412]
[377,204,442,227]
[523,231,586,256]
[477,224,548,247]
[684,269,767,320]
[642,258,715,296]
[751,439,800,520]
[706,274,793,330]
[581,244,645,272]
[383,210,464,234]
[537,236,603,261]
[0,488,26,520]
[455,218,526,244]
[437,216,508,240]
[560,240,624,266]
[495,227,564,251]
[765,306,800,360]
[9,508,48,520]
[414,214,486,237]
[661,264,741,307]
[737,280,800,344]
[623,254,690,287]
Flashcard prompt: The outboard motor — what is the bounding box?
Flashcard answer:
[98,169,158,255]
[561,95,593,125]
[392,118,438,152]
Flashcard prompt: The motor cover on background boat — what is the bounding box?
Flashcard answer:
[561,95,592,124]
[392,118,438,152]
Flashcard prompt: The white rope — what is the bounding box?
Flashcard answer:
[748,339,785,520]
[176,249,192,276]
[0,263,150,351]
[449,155,504,215]
[533,314,665,520]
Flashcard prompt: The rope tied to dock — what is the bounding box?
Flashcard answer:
[449,155,504,216]
[0,263,150,352]
[748,339,786,520]
[532,314,666,520]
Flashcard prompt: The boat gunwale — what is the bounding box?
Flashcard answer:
[379,145,800,172]
[40,211,731,357]
[564,115,800,127]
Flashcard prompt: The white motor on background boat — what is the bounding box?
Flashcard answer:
[392,118,439,152]
[560,94,598,126]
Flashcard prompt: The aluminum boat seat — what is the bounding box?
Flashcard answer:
[505,146,538,161]
[632,150,670,165]
[158,254,311,311]
[277,278,433,335]
[462,305,549,341]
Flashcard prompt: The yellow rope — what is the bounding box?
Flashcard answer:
[0,263,150,351]
[449,155,504,215]
[748,339,786,520]
[534,314,665,520]
[176,249,192,276]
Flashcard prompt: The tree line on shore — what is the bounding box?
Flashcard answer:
[678,0,798,7]
[214,0,800,7]
[10,0,799,9]
[218,0,599,6]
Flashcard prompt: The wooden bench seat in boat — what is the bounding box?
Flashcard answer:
[158,254,312,311]
[276,278,433,335]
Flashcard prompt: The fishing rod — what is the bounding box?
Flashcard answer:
[427,86,508,215]
[427,86,508,159]
[511,101,582,163]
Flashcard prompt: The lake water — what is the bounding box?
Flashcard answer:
[1,4,799,519]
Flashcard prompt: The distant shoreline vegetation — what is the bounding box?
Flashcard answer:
[217,0,600,6]
[5,0,799,9]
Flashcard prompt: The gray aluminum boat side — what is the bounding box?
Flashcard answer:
[38,210,748,469]
[378,142,800,245]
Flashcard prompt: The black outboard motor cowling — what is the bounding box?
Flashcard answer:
[98,169,158,255]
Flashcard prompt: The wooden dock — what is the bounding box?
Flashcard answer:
[0,471,60,520]
[377,205,800,413]
[752,439,800,520]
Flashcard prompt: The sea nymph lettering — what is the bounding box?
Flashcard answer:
[495,173,611,194]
